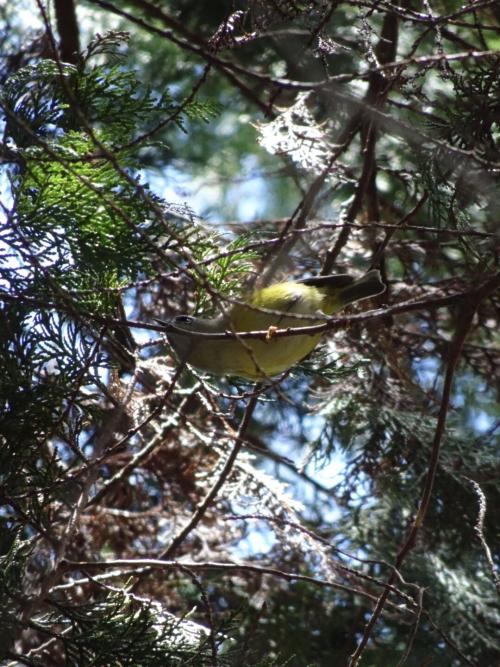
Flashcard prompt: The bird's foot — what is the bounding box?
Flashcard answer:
[265,325,279,341]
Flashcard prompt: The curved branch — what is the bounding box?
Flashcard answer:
[347,275,500,666]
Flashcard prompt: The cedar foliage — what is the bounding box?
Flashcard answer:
[0,2,499,666]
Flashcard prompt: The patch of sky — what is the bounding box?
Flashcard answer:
[78,4,123,45]
[471,411,498,435]
[413,355,440,391]
[254,409,344,526]
[229,154,269,222]
[411,360,499,437]
[452,372,499,435]
[145,153,271,225]
[0,173,14,289]
[5,4,43,35]
[145,165,206,213]
[233,514,278,559]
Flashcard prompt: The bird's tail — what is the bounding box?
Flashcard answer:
[338,269,386,305]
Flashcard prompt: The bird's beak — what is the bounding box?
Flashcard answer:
[153,317,178,332]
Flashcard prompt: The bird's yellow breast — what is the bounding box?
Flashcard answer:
[215,282,333,378]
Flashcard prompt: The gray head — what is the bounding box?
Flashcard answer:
[165,314,226,359]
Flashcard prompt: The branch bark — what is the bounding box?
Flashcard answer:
[347,274,500,666]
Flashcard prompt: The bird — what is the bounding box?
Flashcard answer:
[157,270,385,380]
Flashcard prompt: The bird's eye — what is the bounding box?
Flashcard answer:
[175,315,194,325]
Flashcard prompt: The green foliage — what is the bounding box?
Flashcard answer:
[193,233,260,312]
[0,533,30,658]
[38,590,216,666]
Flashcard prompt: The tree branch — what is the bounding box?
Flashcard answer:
[158,384,262,559]
[347,274,500,666]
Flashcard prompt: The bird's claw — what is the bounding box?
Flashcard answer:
[266,325,279,341]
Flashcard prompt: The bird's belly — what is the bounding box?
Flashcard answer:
[240,334,322,378]
[186,333,322,379]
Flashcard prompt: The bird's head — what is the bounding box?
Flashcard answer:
[159,314,226,359]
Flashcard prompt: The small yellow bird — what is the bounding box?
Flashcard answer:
[159,270,385,379]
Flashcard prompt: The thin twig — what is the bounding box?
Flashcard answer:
[158,383,263,559]
[395,586,425,666]
[226,514,419,609]
[347,275,499,666]
[464,477,500,597]
[4,279,495,341]
[177,564,219,667]
[86,362,188,508]
[59,558,414,615]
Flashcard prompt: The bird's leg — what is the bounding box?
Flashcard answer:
[265,325,279,341]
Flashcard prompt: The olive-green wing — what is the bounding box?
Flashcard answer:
[231,282,321,330]
[300,274,355,289]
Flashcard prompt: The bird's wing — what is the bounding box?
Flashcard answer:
[249,283,314,311]
[300,274,355,289]
[230,283,323,331]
